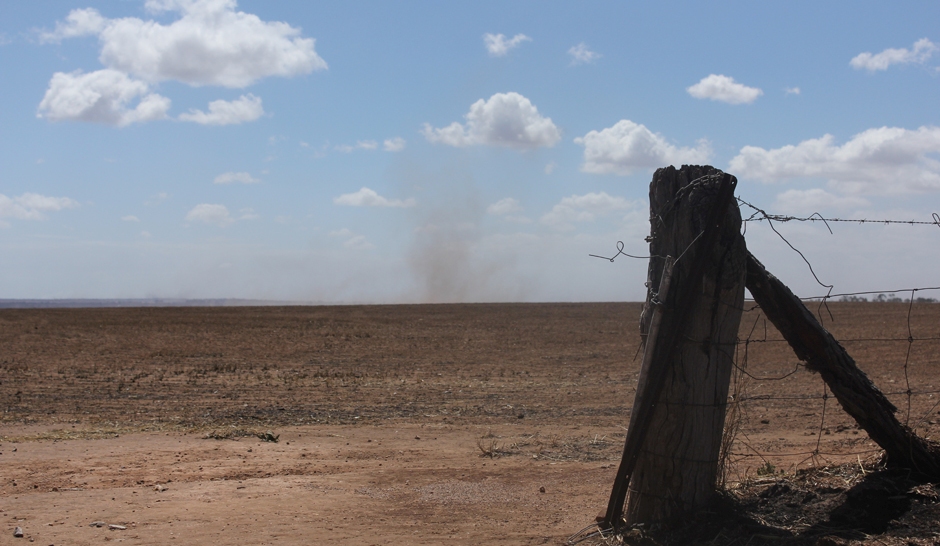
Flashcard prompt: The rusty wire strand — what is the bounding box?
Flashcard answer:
[740,208,940,227]
[737,199,836,321]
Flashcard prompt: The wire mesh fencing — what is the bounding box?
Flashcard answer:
[718,289,940,484]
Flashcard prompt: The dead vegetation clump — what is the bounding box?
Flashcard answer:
[474,429,621,462]
[202,427,279,442]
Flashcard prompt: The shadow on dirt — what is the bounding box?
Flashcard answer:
[580,463,940,546]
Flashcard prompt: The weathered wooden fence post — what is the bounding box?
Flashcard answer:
[603,165,746,527]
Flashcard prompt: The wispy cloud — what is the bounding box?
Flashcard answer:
[540,192,637,230]
[334,188,416,208]
[335,140,378,153]
[329,228,375,250]
[568,42,601,65]
[146,192,169,206]
[185,203,233,227]
[383,137,406,152]
[850,38,938,72]
[772,189,869,213]
[179,94,263,126]
[0,192,80,225]
[214,172,260,184]
[483,33,531,57]
[487,197,530,223]
[487,197,522,216]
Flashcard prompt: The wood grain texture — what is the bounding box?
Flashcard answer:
[622,166,746,524]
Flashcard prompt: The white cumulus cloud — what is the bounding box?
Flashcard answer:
[0,192,80,224]
[43,0,327,88]
[850,38,938,72]
[333,188,416,208]
[179,94,263,125]
[186,203,233,226]
[422,92,561,150]
[687,74,763,105]
[39,7,107,42]
[214,171,260,184]
[575,119,712,175]
[728,126,940,194]
[38,1,325,127]
[483,33,531,57]
[568,42,601,65]
[540,192,636,228]
[122,215,140,222]
[37,69,170,126]
[383,137,406,152]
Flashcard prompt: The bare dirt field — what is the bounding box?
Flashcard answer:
[1,302,939,545]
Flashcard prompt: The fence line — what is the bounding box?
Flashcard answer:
[721,290,940,477]
[629,198,939,478]
[589,197,940,477]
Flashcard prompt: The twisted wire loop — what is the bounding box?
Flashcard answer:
[589,240,655,262]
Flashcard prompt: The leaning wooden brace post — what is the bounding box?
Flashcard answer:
[745,251,940,478]
[602,165,746,528]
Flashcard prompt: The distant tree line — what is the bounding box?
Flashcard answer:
[838,294,938,303]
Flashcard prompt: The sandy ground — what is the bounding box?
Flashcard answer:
[2,423,624,545]
[2,302,939,544]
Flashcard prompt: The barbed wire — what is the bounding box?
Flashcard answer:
[741,208,940,228]
[588,204,940,263]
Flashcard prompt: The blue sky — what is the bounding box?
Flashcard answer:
[1,0,938,303]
